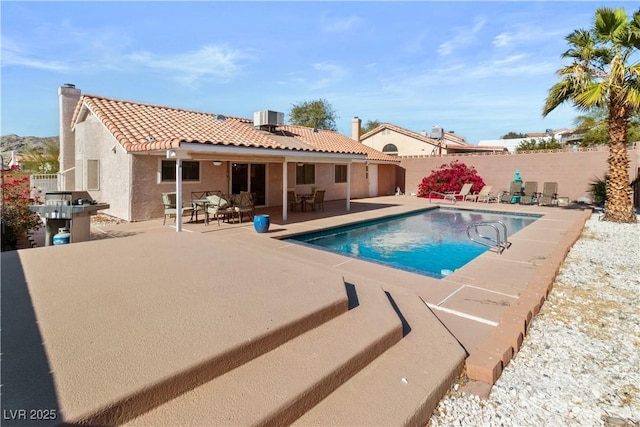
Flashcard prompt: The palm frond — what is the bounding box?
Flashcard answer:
[594,7,628,43]
[543,79,580,116]
[574,83,608,109]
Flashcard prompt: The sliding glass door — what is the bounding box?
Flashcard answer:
[231,163,266,206]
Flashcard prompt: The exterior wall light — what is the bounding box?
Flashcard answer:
[213,160,222,166]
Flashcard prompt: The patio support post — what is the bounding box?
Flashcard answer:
[282,161,288,222]
[175,158,183,232]
[346,162,351,211]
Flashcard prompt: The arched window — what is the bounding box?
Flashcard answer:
[382,144,398,156]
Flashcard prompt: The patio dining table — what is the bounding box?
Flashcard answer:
[298,194,314,211]
[190,199,209,223]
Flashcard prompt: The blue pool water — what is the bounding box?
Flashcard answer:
[286,208,539,279]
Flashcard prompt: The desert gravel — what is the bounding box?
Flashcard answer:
[429,213,640,427]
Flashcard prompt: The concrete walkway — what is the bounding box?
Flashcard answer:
[1,196,591,425]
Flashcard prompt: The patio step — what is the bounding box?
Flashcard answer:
[2,231,351,426]
[125,280,403,426]
[294,284,466,426]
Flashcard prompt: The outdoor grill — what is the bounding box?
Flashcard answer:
[29,191,110,246]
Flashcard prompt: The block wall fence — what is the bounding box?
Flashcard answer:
[398,145,640,204]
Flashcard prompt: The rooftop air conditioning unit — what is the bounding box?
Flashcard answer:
[254,110,284,127]
[430,126,444,139]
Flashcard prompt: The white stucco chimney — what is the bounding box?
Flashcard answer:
[58,83,81,191]
[351,116,361,142]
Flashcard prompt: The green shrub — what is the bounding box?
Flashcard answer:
[589,175,607,205]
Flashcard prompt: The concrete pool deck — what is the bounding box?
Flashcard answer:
[1,196,592,425]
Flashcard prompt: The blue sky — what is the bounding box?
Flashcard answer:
[1,1,638,144]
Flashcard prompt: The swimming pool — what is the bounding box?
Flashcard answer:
[286,208,540,279]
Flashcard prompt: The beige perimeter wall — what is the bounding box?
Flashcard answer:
[399,146,640,203]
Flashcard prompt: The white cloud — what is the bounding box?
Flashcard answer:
[438,18,486,56]
[287,62,349,90]
[493,24,565,49]
[127,44,255,87]
[322,14,362,32]
[1,36,70,71]
[493,33,513,48]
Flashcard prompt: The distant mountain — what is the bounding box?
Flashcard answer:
[1,134,59,153]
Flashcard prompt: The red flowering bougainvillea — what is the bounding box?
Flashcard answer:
[1,171,42,251]
[417,160,485,198]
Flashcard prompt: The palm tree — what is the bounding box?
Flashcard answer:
[543,7,639,223]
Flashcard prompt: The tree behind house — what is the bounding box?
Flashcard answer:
[289,99,338,131]
[515,137,563,152]
[20,138,59,173]
[361,120,382,135]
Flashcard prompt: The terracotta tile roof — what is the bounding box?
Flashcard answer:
[275,125,398,162]
[71,95,398,162]
[360,123,473,148]
[442,132,467,146]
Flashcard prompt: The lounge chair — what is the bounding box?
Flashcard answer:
[446,183,473,201]
[465,185,493,202]
[519,181,539,205]
[287,189,302,212]
[538,182,559,206]
[162,192,194,225]
[304,189,325,212]
[500,182,523,203]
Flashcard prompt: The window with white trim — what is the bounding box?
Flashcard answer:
[382,144,398,156]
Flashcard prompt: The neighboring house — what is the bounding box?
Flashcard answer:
[477,129,582,152]
[0,151,20,169]
[59,86,399,222]
[554,128,585,145]
[356,120,505,157]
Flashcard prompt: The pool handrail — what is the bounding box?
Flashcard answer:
[466,220,512,254]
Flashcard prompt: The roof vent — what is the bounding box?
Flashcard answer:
[254,110,284,128]
[216,114,226,120]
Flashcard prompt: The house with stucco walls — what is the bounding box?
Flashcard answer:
[58,85,399,222]
[354,121,506,157]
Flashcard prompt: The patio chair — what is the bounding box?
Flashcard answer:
[204,193,230,226]
[519,181,539,205]
[443,183,473,202]
[304,189,325,212]
[287,189,302,212]
[465,185,493,202]
[235,192,255,223]
[500,182,523,203]
[162,192,194,226]
[538,182,559,206]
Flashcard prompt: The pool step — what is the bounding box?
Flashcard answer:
[293,284,466,426]
[125,281,402,426]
